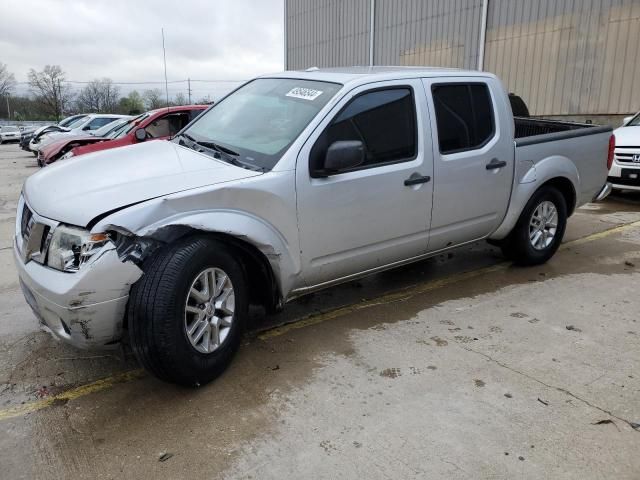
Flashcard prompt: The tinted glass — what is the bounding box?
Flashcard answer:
[628,112,640,127]
[185,78,342,171]
[146,113,190,138]
[311,88,416,173]
[432,84,494,153]
[87,117,116,130]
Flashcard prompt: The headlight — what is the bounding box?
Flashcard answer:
[60,151,74,161]
[47,225,110,272]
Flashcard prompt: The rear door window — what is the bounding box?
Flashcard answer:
[431,83,494,154]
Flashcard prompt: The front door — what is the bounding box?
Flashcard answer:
[296,79,434,287]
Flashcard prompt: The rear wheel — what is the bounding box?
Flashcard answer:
[128,237,248,387]
[500,186,567,266]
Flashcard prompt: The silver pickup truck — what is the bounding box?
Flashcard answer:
[14,67,613,385]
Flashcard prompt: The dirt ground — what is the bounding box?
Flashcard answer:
[0,143,639,479]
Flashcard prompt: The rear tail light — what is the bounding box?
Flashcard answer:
[607,134,615,170]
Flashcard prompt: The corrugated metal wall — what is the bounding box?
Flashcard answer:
[286,0,372,69]
[286,0,640,116]
[484,0,640,116]
[373,0,483,69]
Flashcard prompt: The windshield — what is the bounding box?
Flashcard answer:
[92,118,129,137]
[107,115,143,139]
[65,117,88,129]
[120,113,150,136]
[182,78,342,171]
[627,113,640,127]
[59,115,85,127]
[2,126,19,132]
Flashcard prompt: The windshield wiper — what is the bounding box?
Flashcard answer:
[175,133,264,172]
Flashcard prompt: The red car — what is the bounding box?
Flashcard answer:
[42,105,208,165]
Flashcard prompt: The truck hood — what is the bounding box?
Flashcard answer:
[24,140,262,227]
[614,125,640,146]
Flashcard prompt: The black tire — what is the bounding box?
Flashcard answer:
[500,186,567,266]
[128,236,248,387]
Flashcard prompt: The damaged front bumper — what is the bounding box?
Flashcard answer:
[13,241,143,349]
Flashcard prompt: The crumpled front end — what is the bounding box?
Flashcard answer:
[13,197,143,349]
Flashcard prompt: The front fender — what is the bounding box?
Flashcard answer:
[490,155,579,240]
[93,199,301,299]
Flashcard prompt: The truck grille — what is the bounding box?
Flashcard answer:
[614,147,640,164]
[21,204,34,242]
[18,202,51,264]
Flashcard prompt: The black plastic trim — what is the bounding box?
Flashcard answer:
[515,124,612,147]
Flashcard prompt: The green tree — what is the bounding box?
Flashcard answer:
[118,90,145,114]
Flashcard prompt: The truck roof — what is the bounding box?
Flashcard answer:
[264,66,497,87]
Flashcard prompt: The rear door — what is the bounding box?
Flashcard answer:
[296,79,434,287]
[422,77,514,252]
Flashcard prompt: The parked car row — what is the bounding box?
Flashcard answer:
[19,114,89,153]
[6,105,208,168]
[38,105,207,165]
[29,114,130,155]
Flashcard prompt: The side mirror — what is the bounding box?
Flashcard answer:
[622,116,633,126]
[321,140,364,175]
[134,128,147,142]
[82,125,91,131]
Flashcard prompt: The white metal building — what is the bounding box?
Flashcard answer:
[285,0,640,123]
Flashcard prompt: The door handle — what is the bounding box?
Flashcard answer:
[404,175,431,186]
[486,158,507,170]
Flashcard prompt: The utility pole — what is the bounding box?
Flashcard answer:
[56,78,61,121]
[6,96,9,120]
[187,78,192,104]
[162,28,170,109]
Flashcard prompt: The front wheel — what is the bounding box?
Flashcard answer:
[128,237,248,387]
[500,186,567,266]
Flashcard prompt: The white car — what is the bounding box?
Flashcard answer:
[30,114,130,152]
[608,112,640,191]
[0,125,21,144]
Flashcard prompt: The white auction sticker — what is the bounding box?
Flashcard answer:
[286,87,323,100]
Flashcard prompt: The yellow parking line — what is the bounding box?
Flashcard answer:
[1,218,639,422]
[0,369,144,422]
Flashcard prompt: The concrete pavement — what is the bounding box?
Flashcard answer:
[0,143,638,479]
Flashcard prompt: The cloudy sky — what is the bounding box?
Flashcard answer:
[0,0,284,101]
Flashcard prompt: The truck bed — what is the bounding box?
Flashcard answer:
[513,117,612,209]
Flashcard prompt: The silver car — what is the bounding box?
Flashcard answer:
[14,67,612,385]
[0,125,21,143]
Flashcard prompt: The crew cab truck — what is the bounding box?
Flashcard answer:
[14,67,613,386]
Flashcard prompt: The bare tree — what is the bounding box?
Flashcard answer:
[28,65,74,120]
[76,78,121,113]
[143,89,164,110]
[0,62,16,98]
[173,92,187,106]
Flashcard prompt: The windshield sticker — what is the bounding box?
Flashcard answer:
[286,87,323,101]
